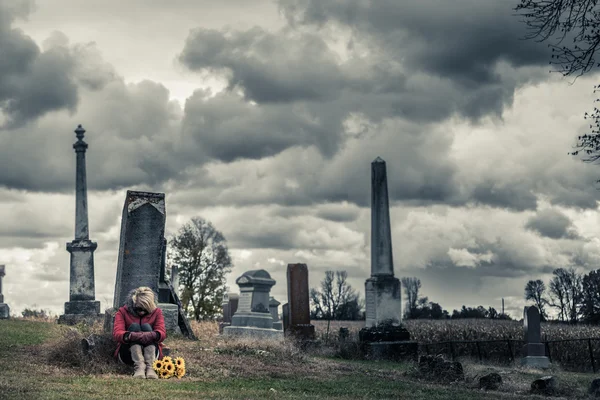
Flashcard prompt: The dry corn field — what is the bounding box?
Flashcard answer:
[312,319,600,373]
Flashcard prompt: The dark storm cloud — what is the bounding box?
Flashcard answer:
[470,181,538,212]
[179,27,344,103]
[181,89,343,161]
[0,1,81,128]
[278,0,549,76]
[277,0,551,120]
[525,208,579,240]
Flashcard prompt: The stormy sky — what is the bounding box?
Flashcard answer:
[1,0,599,320]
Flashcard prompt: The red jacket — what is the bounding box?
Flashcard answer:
[113,305,167,360]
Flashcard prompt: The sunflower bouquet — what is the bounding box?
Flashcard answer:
[152,356,186,379]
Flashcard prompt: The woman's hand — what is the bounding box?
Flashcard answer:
[128,332,144,343]
[139,331,158,345]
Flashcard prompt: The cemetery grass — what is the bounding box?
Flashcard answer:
[0,320,593,400]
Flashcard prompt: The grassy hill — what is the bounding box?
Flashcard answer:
[0,318,595,399]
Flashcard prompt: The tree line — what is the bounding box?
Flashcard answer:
[524,267,600,324]
[309,273,512,321]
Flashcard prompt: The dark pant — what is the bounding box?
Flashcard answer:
[118,323,158,365]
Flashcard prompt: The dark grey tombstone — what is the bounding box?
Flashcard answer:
[286,263,315,339]
[107,190,196,339]
[113,191,166,308]
[229,293,239,316]
[521,305,550,368]
[282,303,290,333]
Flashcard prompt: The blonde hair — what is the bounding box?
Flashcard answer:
[132,286,157,313]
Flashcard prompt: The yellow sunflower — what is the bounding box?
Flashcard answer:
[164,362,175,373]
[175,366,186,379]
[162,356,173,364]
[159,369,170,379]
[174,357,185,368]
[152,359,163,372]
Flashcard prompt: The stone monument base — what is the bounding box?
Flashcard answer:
[231,311,275,329]
[522,343,545,357]
[64,300,100,315]
[521,356,551,369]
[223,325,284,340]
[58,313,104,326]
[365,276,402,327]
[0,303,10,319]
[287,323,315,340]
[219,322,231,334]
[363,340,419,361]
[272,321,283,331]
[359,320,411,342]
[359,321,415,361]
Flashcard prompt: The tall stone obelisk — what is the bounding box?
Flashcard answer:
[59,125,101,325]
[364,157,402,327]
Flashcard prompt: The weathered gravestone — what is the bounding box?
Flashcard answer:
[286,263,315,340]
[104,191,195,339]
[521,305,550,368]
[223,270,283,339]
[218,292,239,334]
[0,265,10,319]
[270,297,282,331]
[58,125,102,326]
[282,303,290,332]
[359,157,416,361]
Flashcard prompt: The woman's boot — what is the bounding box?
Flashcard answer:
[129,344,146,379]
[143,345,159,379]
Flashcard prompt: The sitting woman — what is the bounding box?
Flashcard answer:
[112,286,167,379]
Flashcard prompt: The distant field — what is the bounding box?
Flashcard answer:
[312,318,600,341]
[311,318,600,372]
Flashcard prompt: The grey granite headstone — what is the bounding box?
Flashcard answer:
[365,157,402,327]
[270,297,282,331]
[521,306,550,368]
[105,191,195,339]
[0,265,9,319]
[113,191,166,307]
[218,293,232,334]
[58,125,101,325]
[223,270,283,339]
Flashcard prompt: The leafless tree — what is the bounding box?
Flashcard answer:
[401,277,422,319]
[168,217,232,321]
[310,270,362,320]
[515,1,600,168]
[525,279,548,321]
[548,267,583,322]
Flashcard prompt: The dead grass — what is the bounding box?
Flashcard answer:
[1,318,598,399]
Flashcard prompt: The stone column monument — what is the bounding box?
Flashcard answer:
[223,270,283,339]
[0,265,10,319]
[359,157,415,361]
[521,306,550,368]
[365,157,402,327]
[59,125,101,325]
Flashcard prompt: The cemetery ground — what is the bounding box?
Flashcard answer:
[0,319,598,399]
